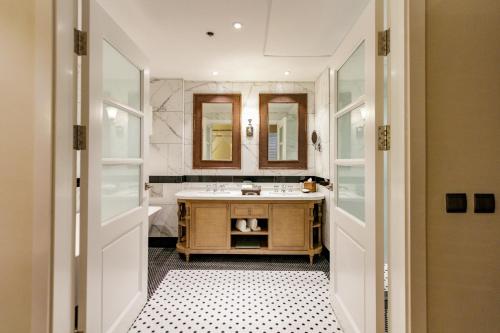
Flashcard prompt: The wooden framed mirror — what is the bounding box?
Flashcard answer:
[193,94,241,169]
[259,94,307,169]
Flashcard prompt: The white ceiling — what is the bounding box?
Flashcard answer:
[98,0,368,81]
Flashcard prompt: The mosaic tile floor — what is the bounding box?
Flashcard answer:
[140,247,388,332]
[147,247,330,298]
[130,270,342,333]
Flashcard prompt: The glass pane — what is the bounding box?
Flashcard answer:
[337,105,366,159]
[337,42,365,111]
[103,41,141,110]
[337,165,365,221]
[101,165,140,221]
[102,105,141,158]
[268,103,299,161]
[201,103,233,161]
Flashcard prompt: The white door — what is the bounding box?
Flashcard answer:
[78,1,149,332]
[329,0,385,332]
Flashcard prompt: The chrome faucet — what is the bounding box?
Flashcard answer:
[206,184,218,192]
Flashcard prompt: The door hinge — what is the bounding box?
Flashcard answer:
[378,125,391,151]
[74,304,83,333]
[74,29,88,56]
[73,125,87,150]
[378,28,390,56]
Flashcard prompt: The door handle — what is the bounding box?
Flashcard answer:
[145,182,153,191]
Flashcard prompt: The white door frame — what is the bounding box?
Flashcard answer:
[49,1,427,332]
[405,0,428,331]
[371,0,428,331]
[51,0,77,332]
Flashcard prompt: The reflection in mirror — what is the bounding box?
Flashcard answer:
[259,94,307,169]
[337,42,365,111]
[193,94,241,169]
[201,103,233,161]
[337,105,366,159]
[103,41,141,111]
[267,103,298,161]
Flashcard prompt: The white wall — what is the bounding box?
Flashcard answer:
[314,69,331,250]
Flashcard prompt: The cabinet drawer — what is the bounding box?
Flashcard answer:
[231,204,268,218]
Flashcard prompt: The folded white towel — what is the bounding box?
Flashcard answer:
[235,219,251,232]
[248,218,261,231]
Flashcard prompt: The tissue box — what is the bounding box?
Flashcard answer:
[303,182,317,192]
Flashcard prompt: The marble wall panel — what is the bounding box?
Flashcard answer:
[148,79,321,237]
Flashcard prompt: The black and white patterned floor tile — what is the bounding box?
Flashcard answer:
[147,248,330,298]
[130,270,342,333]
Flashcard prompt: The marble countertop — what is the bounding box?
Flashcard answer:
[175,190,325,201]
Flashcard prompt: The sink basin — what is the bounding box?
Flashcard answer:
[263,191,303,196]
[197,191,234,195]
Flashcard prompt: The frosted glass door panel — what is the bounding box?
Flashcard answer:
[103,41,141,110]
[337,42,365,111]
[337,105,366,159]
[102,105,141,158]
[337,165,365,221]
[101,165,141,221]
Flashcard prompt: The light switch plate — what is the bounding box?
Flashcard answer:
[446,193,467,213]
[474,193,495,213]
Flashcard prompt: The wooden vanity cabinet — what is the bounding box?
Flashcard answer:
[269,204,308,250]
[190,203,230,250]
[177,199,323,264]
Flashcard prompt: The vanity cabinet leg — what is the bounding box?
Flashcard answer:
[309,254,314,265]
[185,253,190,263]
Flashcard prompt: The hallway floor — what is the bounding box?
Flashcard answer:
[130,248,340,332]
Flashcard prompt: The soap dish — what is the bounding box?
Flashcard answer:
[301,189,311,193]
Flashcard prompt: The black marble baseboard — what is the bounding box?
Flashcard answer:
[322,247,330,262]
[149,175,329,184]
[148,237,178,248]
[76,175,330,187]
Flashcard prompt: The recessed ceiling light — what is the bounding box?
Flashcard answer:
[232,22,243,30]
[284,71,291,76]
[212,71,219,76]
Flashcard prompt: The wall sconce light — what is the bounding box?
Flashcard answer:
[311,130,321,152]
[246,119,254,137]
